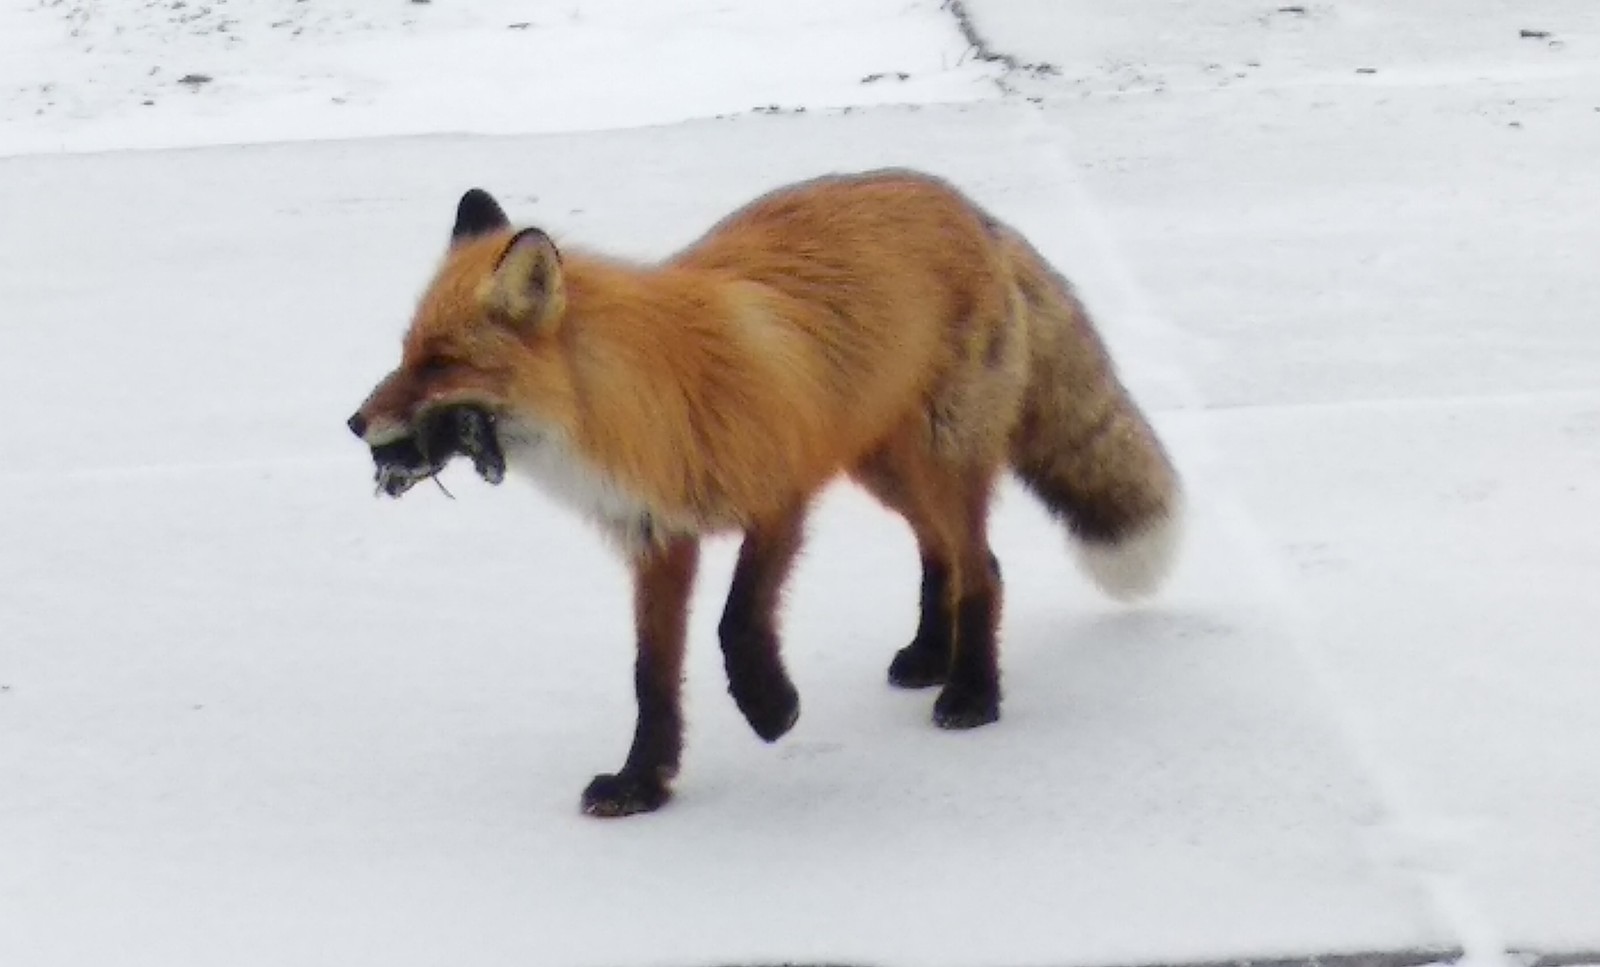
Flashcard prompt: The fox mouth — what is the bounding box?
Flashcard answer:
[369,404,506,498]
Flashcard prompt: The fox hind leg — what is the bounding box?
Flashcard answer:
[931,470,1004,729]
[888,549,1003,690]
[855,448,1005,728]
[890,554,956,689]
[854,448,951,688]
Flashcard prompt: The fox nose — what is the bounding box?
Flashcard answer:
[346,412,368,439]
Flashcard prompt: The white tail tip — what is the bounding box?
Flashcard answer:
[1074,502,1184,602]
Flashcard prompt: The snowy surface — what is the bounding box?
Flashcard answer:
[3,1,1598,965]
[999,2,1600,951]
[0,0,998,155]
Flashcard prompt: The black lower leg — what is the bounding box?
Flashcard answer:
[582,651,681,816]
[934,553,1003,729]
[719,627,800,742]
[718,516,803,742]
[583,539,697,818]
[888,556,953,688]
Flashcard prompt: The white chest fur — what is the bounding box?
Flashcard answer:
[498,421,663,553]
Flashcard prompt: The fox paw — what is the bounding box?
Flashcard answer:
[887,642,949,689]
[932,686,1000,730]
[731,676,800,743]
[580,772,670,818]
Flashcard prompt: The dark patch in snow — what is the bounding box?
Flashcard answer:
[941,0,1059,92]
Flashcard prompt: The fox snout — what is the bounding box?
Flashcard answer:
[346,412,369,439]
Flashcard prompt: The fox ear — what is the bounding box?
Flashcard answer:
[482,227,565,333]
[451,188,510,244]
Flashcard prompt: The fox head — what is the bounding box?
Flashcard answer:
[346,188,576,497]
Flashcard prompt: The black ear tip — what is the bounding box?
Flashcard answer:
[452,188,511,241]
[455,188,502,222]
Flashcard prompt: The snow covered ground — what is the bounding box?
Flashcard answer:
[2,1,1597,966]
[0,0,999,154]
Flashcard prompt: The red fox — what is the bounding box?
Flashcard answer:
[347,169,1182,817]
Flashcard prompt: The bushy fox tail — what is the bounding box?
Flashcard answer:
[1000,229,1183,601]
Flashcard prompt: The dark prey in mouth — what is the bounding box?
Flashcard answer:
[369,404,506,498]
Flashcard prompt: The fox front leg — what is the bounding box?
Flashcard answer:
[717,508,804,741]
[581,537,700,818]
